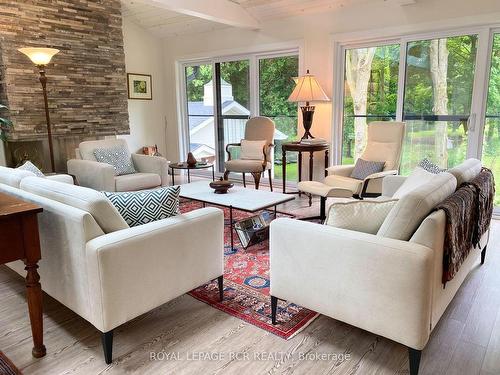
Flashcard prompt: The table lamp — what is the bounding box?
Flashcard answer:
[288,70,330,139]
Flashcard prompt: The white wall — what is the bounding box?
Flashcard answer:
[161,0,500,169]
[121,19,168,156]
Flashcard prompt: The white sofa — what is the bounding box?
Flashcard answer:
[0,167,224,364]
[67,139,170,191]
[269,159,488,375]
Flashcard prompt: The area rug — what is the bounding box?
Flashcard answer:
[0,351,22,375]
[182,201,319,340]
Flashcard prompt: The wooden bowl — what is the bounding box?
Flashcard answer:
[209,180,234,194]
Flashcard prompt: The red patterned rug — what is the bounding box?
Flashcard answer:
[182,201,319,339]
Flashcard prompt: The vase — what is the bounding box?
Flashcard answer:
[187,152,197,167]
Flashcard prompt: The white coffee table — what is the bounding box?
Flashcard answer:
[179,180,295,249]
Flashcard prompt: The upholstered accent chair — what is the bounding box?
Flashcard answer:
[298,121,405,220]
[223,117,275,190]
[67,138,169,192]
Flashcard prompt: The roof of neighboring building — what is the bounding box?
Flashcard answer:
[188,100,243,129]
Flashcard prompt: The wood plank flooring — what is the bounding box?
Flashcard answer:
[1,177,499,375]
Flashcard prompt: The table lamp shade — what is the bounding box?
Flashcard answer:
[288,70,329,104]
[18,48,59,66]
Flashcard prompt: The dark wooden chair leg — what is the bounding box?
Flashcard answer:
[320,196,327,221]
[251,172,261,190]
[481,245,487,265]
[408,348,422,375]
[268,169,273,192]
[102,330,114,364]
[271,295,278,325]
[242,173,246,187]
[218,275,224,301]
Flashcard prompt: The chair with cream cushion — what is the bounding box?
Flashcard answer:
[298,121,405,220]
[223,117,275,190]
[67,138,169,192]
[0,175,224,364]
[270,159,488,375]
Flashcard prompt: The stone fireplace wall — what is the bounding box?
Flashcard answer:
[0,0,129,171]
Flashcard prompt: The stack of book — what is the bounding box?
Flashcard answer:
[300,138,327,145]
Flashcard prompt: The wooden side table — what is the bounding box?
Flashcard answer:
[0,193,46,358]
[281,142,329,205]
[169,162,215,185]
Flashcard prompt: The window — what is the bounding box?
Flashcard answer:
[342,44,400,164]
[482,33,500,205]
[259,55,299,181]
[181,51,299,179]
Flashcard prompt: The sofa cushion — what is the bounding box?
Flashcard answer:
[240,139,266,160]
[448,158,482,186]
[20,176,128,233]
[377,172,457,240]
[114,172,161,192]
[393,167,436,199]
[103,186,180,227]
[350,158,385,180]
[17,161,45,177]
[0,166,35,188]
[93,146,136,176]
[78,138,129,161]
[325,199,398,234]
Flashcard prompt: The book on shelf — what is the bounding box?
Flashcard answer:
[300,138,327,145]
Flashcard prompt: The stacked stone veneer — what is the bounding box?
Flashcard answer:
[0,0,129,168]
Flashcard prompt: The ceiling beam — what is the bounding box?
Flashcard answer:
[142,0,260,29]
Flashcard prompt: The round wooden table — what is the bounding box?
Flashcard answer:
[281,142,329,204]
[169,162,215,185]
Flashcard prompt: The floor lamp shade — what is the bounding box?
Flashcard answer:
[288,70,329,139]
[18,47,60,172]
[18,48,59,66]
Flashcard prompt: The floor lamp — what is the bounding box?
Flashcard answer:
[18,47,60,173]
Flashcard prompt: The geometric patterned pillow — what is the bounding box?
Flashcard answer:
[418,158,446,174]
[350,158,386,180]
[103,186,180,227]
[93,146,136,176]
[17,160,45,177]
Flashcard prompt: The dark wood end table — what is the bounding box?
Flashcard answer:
[281,142,329,205]
[169,162,215,185]
[0,192,46,358]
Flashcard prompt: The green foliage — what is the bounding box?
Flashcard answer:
[0,104,12,141]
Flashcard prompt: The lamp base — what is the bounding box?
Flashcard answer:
[300,105,315,139]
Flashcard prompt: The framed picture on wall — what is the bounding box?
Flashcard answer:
[127,73,152,100]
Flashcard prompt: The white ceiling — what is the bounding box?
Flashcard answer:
[121,0,409,38]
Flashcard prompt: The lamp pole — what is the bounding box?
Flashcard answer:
[37,65,55,172]
[18,47,59,173]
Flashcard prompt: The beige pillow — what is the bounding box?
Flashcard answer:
[240,139,266,160]
[393,166,436,198]
[325,199,398,234]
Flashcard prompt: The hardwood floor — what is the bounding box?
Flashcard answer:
[1,177,499,375]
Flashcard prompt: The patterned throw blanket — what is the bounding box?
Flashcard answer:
[434,168,495,284]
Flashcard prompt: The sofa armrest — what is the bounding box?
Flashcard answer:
[270,218,434,349]
[382,175,407,197]
[67,159,115,191]
[46,174,74,185]
[85,207,224,332]
[326,164,355,177]
[131,153,170,186]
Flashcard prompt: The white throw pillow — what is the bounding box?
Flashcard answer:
[325,199,398,234]
[240,140,266,160]
[393,166,435,199]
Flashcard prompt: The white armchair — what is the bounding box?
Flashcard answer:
[298,121,405,220]
[67,139,169,192]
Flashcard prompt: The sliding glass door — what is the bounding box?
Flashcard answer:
[342,44,400,164]
[401,35,478,174]
[481,33,500,205]
[182,51,299,178]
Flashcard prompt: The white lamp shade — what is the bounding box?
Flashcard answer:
[288,71,330,103]
[18,47,60,66]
